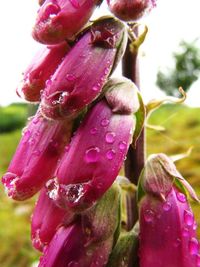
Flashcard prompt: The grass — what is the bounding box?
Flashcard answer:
[0,103,200,266]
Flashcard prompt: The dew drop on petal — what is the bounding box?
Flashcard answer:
[193,222,198,231]
[182,227,190,237]
[43,3,61,19]
[85,147,100,163]
[176,192,186,203]
[101,118,109,127]
[45,79,52,87]
[118,141,127,151]
[105,132,116,144]
[189,238,199,255]
[92,85,99,91]
[162,201,172,211]
[106,149,116,160]
[90,127,97,135]
[184,210,194,226]
[144,209,155,223]
[65,184,84,204]
[66,73,76,81]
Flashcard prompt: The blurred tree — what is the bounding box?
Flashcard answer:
[156,39,200,96]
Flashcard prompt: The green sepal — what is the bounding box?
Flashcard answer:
[132,92,146,147]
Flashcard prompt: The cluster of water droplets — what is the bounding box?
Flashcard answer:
[143,190,200,264]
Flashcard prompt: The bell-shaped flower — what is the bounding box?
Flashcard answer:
[2,112,73,200]
[32,0,102,44]
[138,153,200,267]
[31,187,74,252]
[38,182,121,267]
[46,77,144,211]
[17,42,70,102]
[107,0,157,21]
[40,17,127,120]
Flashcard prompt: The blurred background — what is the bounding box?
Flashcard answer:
[0,1,200,266]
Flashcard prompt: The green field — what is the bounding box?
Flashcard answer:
[0,103,200,266]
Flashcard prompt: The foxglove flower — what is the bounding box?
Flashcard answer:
[33,0,102,44]
[17,42,70,102]
[46,78,143,211]
[40,17,127,120]
[107,0,157,21]
[2,112,73,200]
[138,153,199,267]
[31,187,74,252]
[39,182,121,267]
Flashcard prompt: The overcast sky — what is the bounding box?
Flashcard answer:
[0,0,200,106]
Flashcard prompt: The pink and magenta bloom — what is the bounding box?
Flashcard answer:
[38,183,120,267]
[33,0,102,44]
[138,154,200,267]
[40,17,127,120]
[107,0,157,21]
[46,78,140,211]
[17,42,70,102]
[2,112,73,200]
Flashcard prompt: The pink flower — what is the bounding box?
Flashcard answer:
[17,42,70,102]
[31,187,74,252]
[107,0,157,21]
[40,17,127,120]
[2,112,73,200]
[138,153,199,267]
[46,78,140,211]
[32,0,102,44]
[38,183,120,267]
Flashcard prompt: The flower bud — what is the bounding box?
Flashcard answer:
[31,187,74,252]
[40,18,127,120]
[138,154,199,267]
[107,0,157,21]
[33,0,102,44]
[39,183,120,267]
[17,42,70,102]
[46,78,142,211]
[2,112,73,200]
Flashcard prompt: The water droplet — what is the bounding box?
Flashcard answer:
[65,145,70,152]
[193,222,198,231]
[90,127,97,135]
[92,85,99,92]
[184,210,194,226]
[163,201,172,211]
[104,67,110,75]
[43,3,60,19]
[69,0,80,8]
[101,118,109,127]
[45,79,52,87]
[189,238,199,255]
[66,73,76,81]
[106,149,116,160]
[85,147,100,163]
[196,254,200,266]
[182,227,190,237]
[105,132,116,144]
[46,179,59,201]
[176,192,186,203]
[65,184,84,204]
[118,141,127,151]
[144,209,155,223]
[173,238,181,247]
